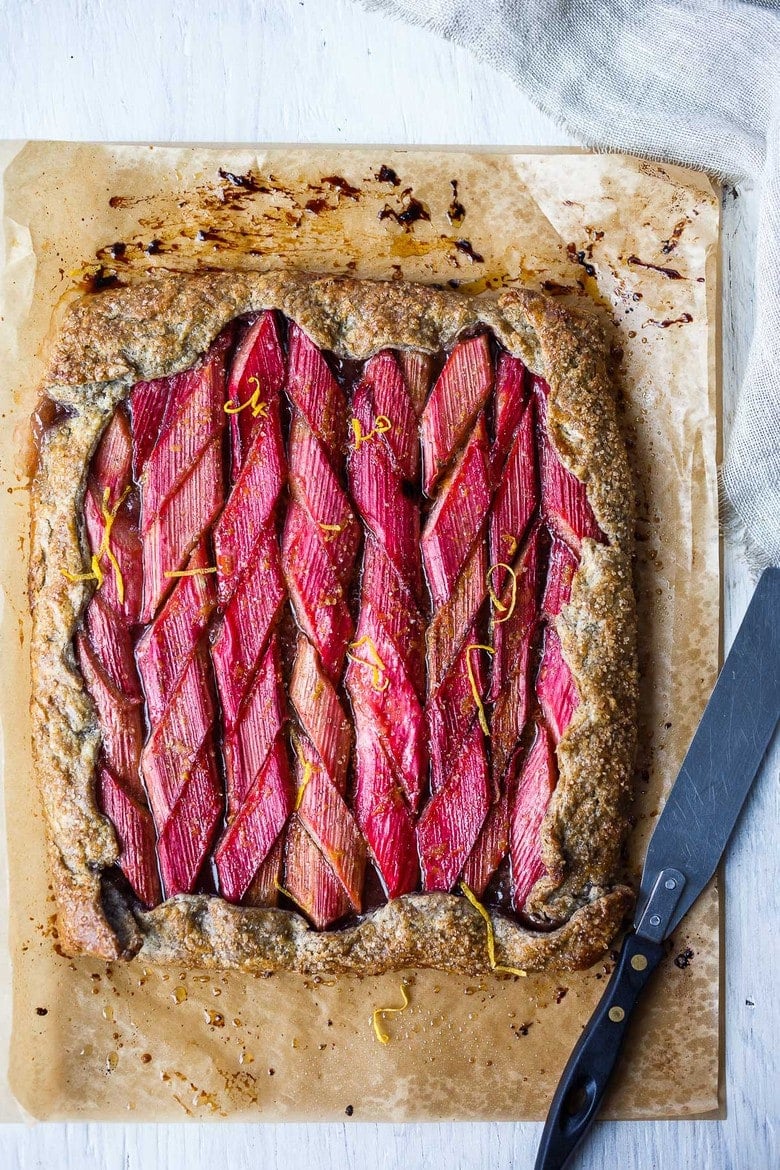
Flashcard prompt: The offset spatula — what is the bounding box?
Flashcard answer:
[535,567,780,1170]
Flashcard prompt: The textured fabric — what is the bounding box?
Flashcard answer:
[357,0,780,564]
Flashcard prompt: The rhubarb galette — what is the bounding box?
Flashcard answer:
[30,272,636,974]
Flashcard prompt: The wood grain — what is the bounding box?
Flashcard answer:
[0,0,776,1167]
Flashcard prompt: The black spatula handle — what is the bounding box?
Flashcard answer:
[534,932,665,1170]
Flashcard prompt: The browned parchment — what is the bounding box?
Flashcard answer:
[0,143,720,1122]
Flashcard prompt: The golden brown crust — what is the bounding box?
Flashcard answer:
[31,272,636,973]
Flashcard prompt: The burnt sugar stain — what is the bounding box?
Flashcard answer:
[375,164,401,186]
[627,254,684,279]
[447,179,466,226]
[81,265,122,293]
[661,218,688,255]
[320,175,361,200]
[106,242,126,260]
[454,239,483,263]
[304,197,330,215]
[378,187,431,229]
[217,168,264,192]
[566,242,597,278]
[144,239,162,255]
[674,947,694,969]
[645,313,693,328]
[541,280,578,296]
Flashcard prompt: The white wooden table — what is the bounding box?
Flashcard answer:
[1,1,776,1167]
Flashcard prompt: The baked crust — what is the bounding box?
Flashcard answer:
[31,272,637,973]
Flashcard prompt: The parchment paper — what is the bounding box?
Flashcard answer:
[0,143,720,1122]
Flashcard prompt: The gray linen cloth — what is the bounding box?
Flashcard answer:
[357,0,780,564]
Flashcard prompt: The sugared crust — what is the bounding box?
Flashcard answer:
[31,272,637,972]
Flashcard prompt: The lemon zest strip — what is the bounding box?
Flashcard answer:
[273,878,311,917]
[292,734,318,810]
[486,562,518,626]
[460,881,527,978]
[372,983,410,1044]
[164,566,218,579]
[466,643,494,736]
[347,635,390,692]
[350,414,392,450]
[224,376,269,419]
[62,485,129,600]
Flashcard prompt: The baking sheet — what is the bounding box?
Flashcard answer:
[0,142,720,1122]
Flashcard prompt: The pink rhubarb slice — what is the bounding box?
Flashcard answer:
[489,524,543,786]
[542,536,578,617]
[492,352,529,470]
[397,350,434,416]
[421,333,493,494]
[489,397,538,579]
[352,715,419,899]
[537,625,579,744]
[214,735,292,903]
[534,376,600,553]
[417,720,491,891]
[97,766,161,910]
[460,792,510,898]
[509,724,556,911]
[226,310,286,473]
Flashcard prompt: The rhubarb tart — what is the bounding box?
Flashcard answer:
[30,272,637,974]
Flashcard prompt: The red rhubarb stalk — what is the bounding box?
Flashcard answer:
[77,408,159,907]
[418,344,494,890]
[132,337,228,624]
[212,317,293,904]
[136,540,223,897]
[281,325,365,924]
[347,351,427,897]
[458,355,537,894]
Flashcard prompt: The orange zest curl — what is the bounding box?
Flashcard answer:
[466,643,494,736]
[347,635,390,692]
[224,375,269,419]
[350,414,392,451]
[62,486,130,602]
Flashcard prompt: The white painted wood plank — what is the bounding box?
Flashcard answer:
[0,1,776,1168]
